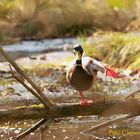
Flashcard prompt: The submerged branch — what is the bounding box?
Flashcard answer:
[0,101,140,121]
[82,113,139,135]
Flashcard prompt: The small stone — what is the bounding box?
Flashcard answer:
[18,128,22,131]
[64,136,69,139]
[62,129,66,132]
[14,130,20,134]
[9,137,14,140]
[48,130,51,133]
[10,127,16,131]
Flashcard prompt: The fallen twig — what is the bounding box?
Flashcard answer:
[16,117,52,140]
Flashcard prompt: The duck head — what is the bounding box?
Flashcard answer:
[73,44,84,60]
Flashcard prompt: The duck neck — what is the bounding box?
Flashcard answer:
[76,59,82,65]
[75,52,82,65]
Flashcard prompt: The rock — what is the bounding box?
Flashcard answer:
[0,87,21,97]
[47,84,60,92]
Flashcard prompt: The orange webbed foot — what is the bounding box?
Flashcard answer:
[80,99,96,106]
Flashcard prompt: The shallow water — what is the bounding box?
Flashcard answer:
[1,38,77,62]
[0,115,140,140]
[0,38,140,140]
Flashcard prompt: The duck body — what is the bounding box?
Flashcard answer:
[67,63,93,91]
[67,56,104,92]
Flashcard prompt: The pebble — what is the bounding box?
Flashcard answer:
[10,127,16,131]
[64,136,69,139]
[14,129,20,134]
[1,135,4,137]
[62,129,66,132]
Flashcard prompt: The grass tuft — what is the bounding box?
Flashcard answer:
[79,32,140,70]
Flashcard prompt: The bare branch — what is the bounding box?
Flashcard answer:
[12,72,50,109]
[0,47,54,109]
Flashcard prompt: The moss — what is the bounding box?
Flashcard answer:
[15,104,45,110]
[0,79,14,86]
[29,104,45,109]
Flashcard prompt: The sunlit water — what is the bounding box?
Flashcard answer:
[1,38,77,62]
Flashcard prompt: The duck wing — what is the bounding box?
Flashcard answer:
[82,56,105,75]
[82,56,120,78]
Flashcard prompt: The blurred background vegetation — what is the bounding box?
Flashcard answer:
[0,0,140,69]
[0,0,139,40]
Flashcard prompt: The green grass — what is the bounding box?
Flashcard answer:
[107,0,136,9]
[78,32,140,70]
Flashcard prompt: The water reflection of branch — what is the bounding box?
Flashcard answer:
[82,113,139,135]
[125,89,140,100]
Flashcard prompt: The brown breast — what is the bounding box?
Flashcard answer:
[67,65,93,91]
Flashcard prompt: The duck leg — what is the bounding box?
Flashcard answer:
[79,91,95,106]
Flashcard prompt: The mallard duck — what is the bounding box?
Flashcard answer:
[66,44,120,105]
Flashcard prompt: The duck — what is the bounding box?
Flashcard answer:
[66,44,120,105]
